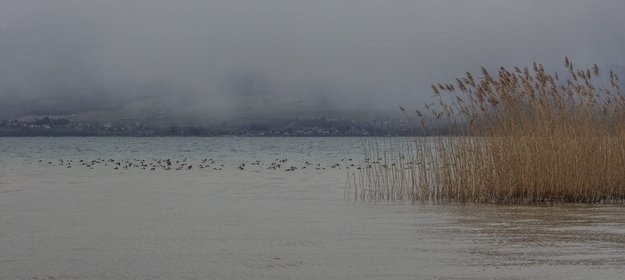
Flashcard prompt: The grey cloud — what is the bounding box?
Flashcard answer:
[0,0,624,120]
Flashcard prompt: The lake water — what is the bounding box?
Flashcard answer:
[1,137,624,279]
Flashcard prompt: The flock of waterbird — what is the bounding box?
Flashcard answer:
[38,157,375,172]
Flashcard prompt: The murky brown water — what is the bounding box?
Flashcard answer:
[1,138,624,279]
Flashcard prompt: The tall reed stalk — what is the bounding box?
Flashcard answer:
[352,58,625,204]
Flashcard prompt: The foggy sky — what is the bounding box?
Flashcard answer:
[1,0,624,120]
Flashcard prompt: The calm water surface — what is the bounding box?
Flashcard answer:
[1,137,624,279]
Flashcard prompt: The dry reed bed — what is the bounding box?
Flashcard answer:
[351,58,625,204]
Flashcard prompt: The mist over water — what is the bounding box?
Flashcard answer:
[2,2,625,278]
[1,1,624,120]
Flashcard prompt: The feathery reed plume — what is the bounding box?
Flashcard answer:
[352,59,625,204]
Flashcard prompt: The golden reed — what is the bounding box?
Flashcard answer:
[349,58,625,204]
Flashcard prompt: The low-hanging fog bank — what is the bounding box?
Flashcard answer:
[0,0,624,121]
